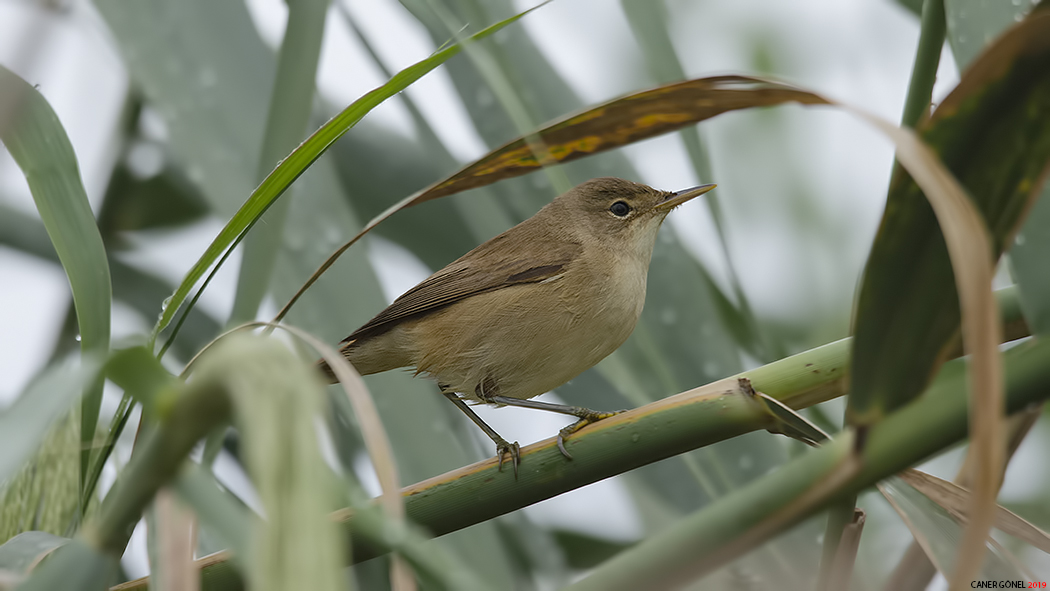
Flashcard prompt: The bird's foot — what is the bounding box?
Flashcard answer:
[495,438,521,478]
[556,409,626,460]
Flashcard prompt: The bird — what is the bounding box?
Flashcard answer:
[319,177,715,474]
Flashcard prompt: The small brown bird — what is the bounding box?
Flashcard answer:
[321,177,715,473]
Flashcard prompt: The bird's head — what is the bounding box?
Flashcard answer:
[549,177,716,258]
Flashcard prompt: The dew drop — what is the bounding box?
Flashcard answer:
[631,433,640,443]
[1016,233,1026,246]
[161,296,172,311]
[74,334,82,342]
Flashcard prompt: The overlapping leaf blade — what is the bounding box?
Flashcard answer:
[0,66,112,501]
[880,476,1027,580]
[92,0,539,347]
[227,0,329,326]
[92,0,529,586]
[847,12,1050,424]
[1012,185,1050,337]
[0,359,102,494]
[402,76,828,206]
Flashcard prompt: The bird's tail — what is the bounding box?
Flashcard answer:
[316,339,356,384]
[316,332,412,383]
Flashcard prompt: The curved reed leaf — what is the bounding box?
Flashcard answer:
[16,540,118,591]
[0,66,112,496]
[273,13,1050,588]
[879,476,1027,581]
[847,13,1050,583]
[195,336,344,591]
[227,0,328,326]
[566,339,1050,591]
[148,4,545,348]
[1012,186,1050,336]
[408,76,829,204]
[0,356,101,492]
[271,75,833,322]
[113,284,1032,588]
[895,468,1050,555]
[0,531,70,583]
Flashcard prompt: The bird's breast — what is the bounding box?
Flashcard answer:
[405,257,649,401]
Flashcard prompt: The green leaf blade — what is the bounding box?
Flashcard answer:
[0,66,112,499]
[847,14,1050,424]
[16,539,119,591]
[1011,184,1050,337]
[0,531,70,580]
[0,357,103,496]
[227,0,329,326]
[145,3,540,346]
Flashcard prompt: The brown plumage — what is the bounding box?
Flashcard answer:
[319,177,715,470]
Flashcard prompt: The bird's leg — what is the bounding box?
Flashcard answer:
[440,390,520,477]
[487,396,625,460]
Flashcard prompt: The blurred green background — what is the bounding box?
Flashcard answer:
[1,0,1047,588]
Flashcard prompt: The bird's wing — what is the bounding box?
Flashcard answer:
[343,235,582,342]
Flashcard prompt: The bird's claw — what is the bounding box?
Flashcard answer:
[556,409,626,460]
[496,439,521,478]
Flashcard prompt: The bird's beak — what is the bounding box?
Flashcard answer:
[655,183,716,211]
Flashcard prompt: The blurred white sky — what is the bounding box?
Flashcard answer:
[0,0,991,580]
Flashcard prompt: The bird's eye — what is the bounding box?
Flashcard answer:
[609,201,631,217]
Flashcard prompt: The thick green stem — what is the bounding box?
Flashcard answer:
[113,286,1027,589]
[81,380,231,556]
[890,0,946,187]
[831,3,946,566]
[568,339,1050,591]
[901,0,947,129]
[829,0,946,579]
